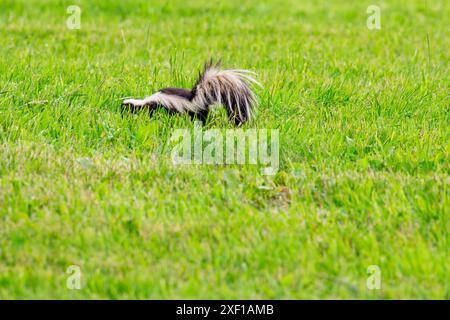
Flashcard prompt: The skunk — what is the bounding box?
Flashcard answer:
[122,61,260,125]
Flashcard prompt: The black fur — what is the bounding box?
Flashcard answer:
[159,88,194,100]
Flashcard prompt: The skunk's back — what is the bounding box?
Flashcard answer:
[191,62,260,125]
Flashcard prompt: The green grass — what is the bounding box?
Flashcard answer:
[0,0,449,299]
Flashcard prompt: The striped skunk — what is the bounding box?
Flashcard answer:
[122,61,260,125]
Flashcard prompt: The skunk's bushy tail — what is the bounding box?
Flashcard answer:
[191,61,260,125]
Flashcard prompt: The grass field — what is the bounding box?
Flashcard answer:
[0,0,448,299]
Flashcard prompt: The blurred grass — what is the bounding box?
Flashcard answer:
[0,0,449,298]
